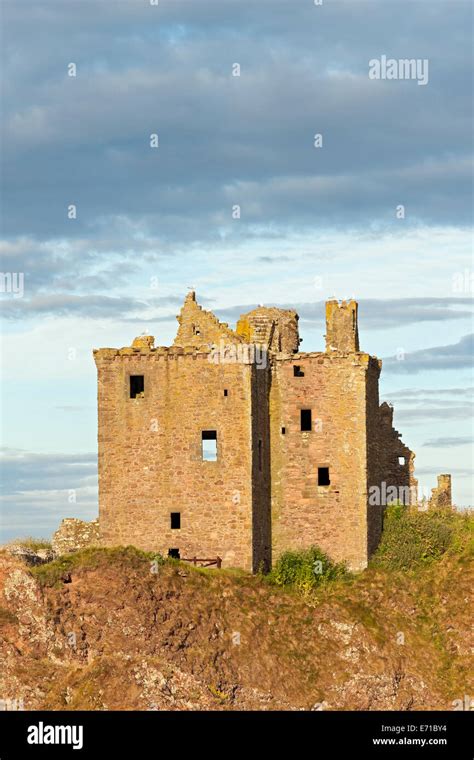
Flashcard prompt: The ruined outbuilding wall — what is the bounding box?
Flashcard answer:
[429,474,452,509]
[52,518,101,556]
[365,366,418,555]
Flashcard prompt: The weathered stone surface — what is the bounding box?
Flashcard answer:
[429,474,453,509]
[52,518,100,555]
[173,290,244,349]
[132,335,155,349]
[3,546,55,566]
[236,306,300,354]
[325,299,359,353]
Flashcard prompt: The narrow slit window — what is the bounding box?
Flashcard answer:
[223,389,228,397]
[170,512,181,530]
[130,375,144,398]
[258,440,262,471]
[202,430,217,461]
[300,409,312,431]
[293,365,304,377]
[318,467,330,486]
[281,426,286,435]
[168,548,180,559]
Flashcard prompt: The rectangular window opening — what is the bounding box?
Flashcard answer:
[223,389,228,397]
[293,365,304,377]
[300,409,312,431]
[258,439,262,471]
[170,512,181,530]
[130,375,144,399]
[281,426,286,435]
[398,456,406,466]
[318,467,330,486]
[168,548,180,559]
[202,430,217,461]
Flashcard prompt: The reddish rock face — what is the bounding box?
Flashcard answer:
[0,546,469,711]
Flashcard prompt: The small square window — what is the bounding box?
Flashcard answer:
[171,512,181,530]
[318,467,330,486]
[294,365,304,377]
[300,409,312,431]
[130,375,144,398]
[202,430,217,460]
[168,548,180,559]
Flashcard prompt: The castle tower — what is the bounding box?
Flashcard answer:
[236,306,300,354]
[325,300,359,353]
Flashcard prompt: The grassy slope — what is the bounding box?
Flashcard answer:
[1,509,472,710]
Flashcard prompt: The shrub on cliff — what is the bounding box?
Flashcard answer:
[371,504,472,571]
[268,546,348,594]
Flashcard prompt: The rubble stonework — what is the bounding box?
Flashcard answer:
[92,293,450,572]
[3,545,55,566]
[52,518,100,555]
[429,474,453,509]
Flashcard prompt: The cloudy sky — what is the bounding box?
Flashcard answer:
[1,0,472,541]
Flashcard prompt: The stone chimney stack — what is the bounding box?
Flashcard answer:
[325,300,360,353]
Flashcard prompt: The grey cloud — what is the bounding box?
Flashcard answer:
[3,291,471,338]
[0,294,149,320]
[0,449,97,495]
[392,405,474,424]
[215,298,473,330]
[258,255,293,263]
[0,491,98,544]
[1,1,472,241]
[415,466,473,479]
[0,236,172,293]
[384,387,474,400]
[0,449,98,542]
[423,436,473,448]
[380,386,474,426]
[383,333,474,374]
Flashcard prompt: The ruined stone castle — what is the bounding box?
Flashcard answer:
[90,292,450,573]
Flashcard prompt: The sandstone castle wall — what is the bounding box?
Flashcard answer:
[92,293,443,572]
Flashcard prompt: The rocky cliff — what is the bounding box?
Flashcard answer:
[0,538,472,711]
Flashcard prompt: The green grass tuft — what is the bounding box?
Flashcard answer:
[30,545,165,587]
[5,536,52,551]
